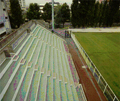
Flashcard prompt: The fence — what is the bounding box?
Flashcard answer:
[71,33,119,101]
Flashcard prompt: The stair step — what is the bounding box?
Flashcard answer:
[13,55,19,61]
[34,64,38,71]
[64,77,67,84]
[59,75,62,81]
[0,36,35,100]
[11,65,28,101]
[41,68,44,74]
[53,73,56,79]
[28,61,32,67]
[20,59,26,65]
[70,80,73,86]
[75,82,80,88]
[47,70,50,76]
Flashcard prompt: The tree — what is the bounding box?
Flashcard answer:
[27,3,41,20]
[79,0,95,27]
[102,1,109,27]
[54,5,62,27]
[9,0,23,28]
[94,2,100,27]
[54,4,61,16]
[71,0,120,27]
[71,0,79,27]
[108,0,120,26]
[114,10,120,24]
[42,3,52,23]
[71,0,95,27]
[60,3,70,27]
[98,3,103,27]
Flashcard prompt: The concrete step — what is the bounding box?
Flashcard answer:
[12,39,41,101]
[28,42,47,101]
[37,45,50,101]
[24,39,40,101]
[0,37,36,100]
[0,34,32,80]
[13,39,39,101]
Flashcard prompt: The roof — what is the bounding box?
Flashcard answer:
[0,24,86,101]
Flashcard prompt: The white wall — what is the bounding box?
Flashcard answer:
[0,52,6,65]
[0,0,11,34]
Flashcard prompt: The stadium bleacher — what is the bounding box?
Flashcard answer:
[0,24,86,101]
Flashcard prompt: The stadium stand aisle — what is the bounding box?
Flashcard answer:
[0,24,86,101]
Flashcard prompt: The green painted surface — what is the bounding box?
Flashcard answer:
[74,32,120,99]
[2,65,25,101]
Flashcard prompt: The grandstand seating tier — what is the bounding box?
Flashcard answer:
[0,24,86,101]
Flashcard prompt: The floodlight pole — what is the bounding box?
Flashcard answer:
[52,0,54,31]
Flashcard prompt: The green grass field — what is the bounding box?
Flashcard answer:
[73,32,120,99]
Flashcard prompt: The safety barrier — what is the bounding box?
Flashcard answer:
[71,33,119,101]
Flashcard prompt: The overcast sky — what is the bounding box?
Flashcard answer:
[25,0,72,6]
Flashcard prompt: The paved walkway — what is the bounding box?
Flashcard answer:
[66,38,107,101]
[68,27,120,32]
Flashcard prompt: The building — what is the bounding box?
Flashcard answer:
[98,0,109,3]
[19,0,26,11]
[48,1,60,6]
[0,0,11,37]
[39,4,44,13]
[5,0,26,11]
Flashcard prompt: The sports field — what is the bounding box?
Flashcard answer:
[73,32,120,99]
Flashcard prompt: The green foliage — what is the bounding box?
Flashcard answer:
[54,4,61,15]
[55,6,62,27]
[71,0,79,27]
[71,0,96,27]
[108,0,120,26]
[9,0,23,28]
[54,3,70,28]
[54,5,61,27]
[27,3,41,20]
[71,0,120,27]
[60,3,70,27]
[94,2,100,27]
[42,3,52,23]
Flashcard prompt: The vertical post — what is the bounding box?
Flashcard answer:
[103,84,107,93]
[97,74,101,83]
[113,96,116,101]
[52,0,54,31]
[93,68,96,76]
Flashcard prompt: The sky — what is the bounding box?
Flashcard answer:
[25,0,72,6]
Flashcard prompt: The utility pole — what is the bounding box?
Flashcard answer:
[52,0,54,32]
